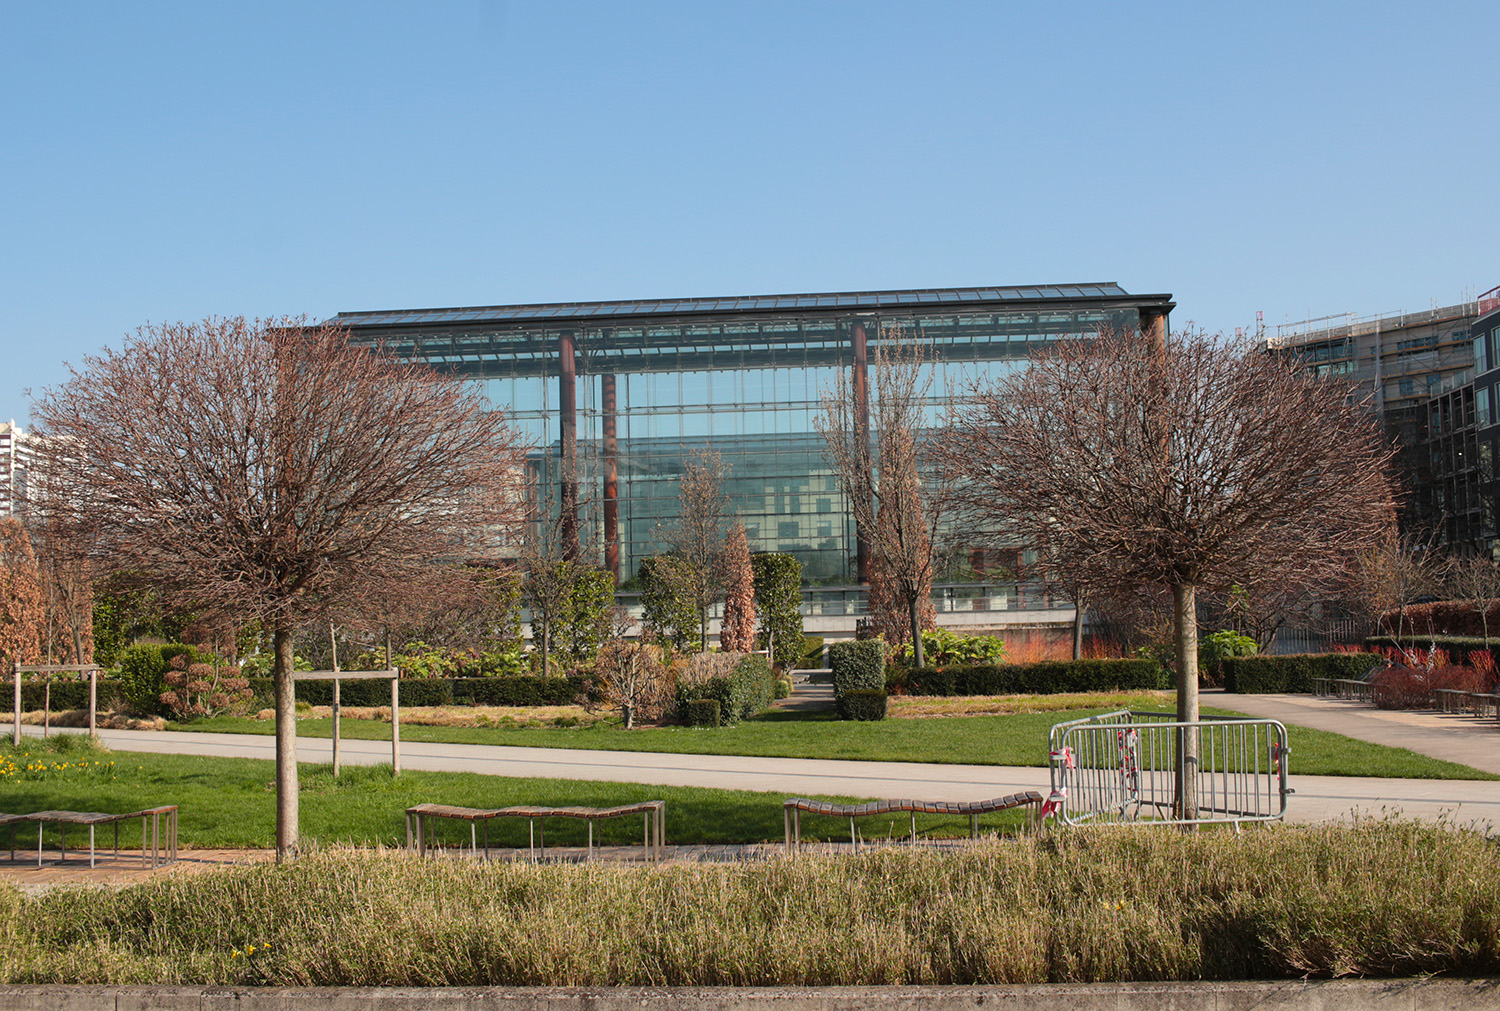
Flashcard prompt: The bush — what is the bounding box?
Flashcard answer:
[894,628,1006,668]
[893,658,1165,696]
[798,636,825,668]
[1364,635,1498,668]
[6,677,128,712]
[773,678,792,699]
[117,643,196,715]
[829,640,886,700]
[1221,652,1383,694]
[675,652,774,725]
[451,676,588,707]
[837,689,887,721]
[1198,630,1258,685]
[752,553,803,667]
[683,699,721,727]
[246,677,452,708]
[159,656,252,720]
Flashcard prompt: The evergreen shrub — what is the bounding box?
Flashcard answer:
[117,643,196,715]
[752,553,804,666]
[829,640,886,700]
[1221,652,1383,694]
[674,653,774,725]
[683,699,721,727]
[837,689,888,721]
[892,658,1165,696]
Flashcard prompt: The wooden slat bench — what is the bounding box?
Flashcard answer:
[2,806,178,868]
[782,791,1044,851]
[405,802,666,862]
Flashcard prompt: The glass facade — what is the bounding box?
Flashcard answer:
[332,284,1173,586]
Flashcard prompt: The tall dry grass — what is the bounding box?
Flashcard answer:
[2,819,1496,985]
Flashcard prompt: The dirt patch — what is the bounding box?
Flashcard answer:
[887,690,1174,719]
[250,705,606,729]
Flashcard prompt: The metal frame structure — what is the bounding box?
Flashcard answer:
[1046,711,1291,828]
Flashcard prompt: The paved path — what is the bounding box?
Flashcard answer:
[17,724,1500,828]
[1211,690,1500,775]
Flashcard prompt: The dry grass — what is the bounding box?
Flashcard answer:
[250,705,604,729]
[888,690,1175,718]
[0,709,166,731]
[1,818,1496,985]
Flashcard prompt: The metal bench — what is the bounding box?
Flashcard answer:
[782,791,1044,851]
[3,806,178,868]
[1433,688,1476,714]
[405,801,666,861]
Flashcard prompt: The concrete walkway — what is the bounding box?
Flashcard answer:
[17,724,1500,827]
[1212,690,1500,775]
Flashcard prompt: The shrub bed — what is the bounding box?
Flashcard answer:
[837,688,888,721]
[1221,652,1383,694]
[3,678,128,712]
[1365,635,1498,667]
[2,820,1496,984]
[682,699,721,727]
[674,653,774,725]
[892,658,1165,696]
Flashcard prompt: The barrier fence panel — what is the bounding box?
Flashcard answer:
[1046,711,1290,828]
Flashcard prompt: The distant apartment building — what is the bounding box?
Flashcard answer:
[0,420,35,520]
[1268,297,1487,539]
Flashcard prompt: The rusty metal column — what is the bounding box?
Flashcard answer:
[559,331,580,560]
[602,372,620,583]
[852,322,872,585]
[1138,307,1169,356]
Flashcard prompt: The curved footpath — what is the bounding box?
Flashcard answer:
[19,720,1500,827]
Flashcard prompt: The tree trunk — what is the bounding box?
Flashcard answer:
[273,619,299,862]
[1172,582,1199,822]
[908,594,925,669]
[540,621,550,678]
[1072,604,1085,660]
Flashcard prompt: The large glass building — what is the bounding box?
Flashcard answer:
[330,283,1173,610]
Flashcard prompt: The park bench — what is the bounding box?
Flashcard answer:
[782,791,1044,851]
[1433,688,1477,714]
[405,801,666,862]
[2,806,178,868]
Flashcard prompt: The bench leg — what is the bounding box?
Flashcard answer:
[911,811,917,846]
[970,814,977,840]
[89,825,95,868]
[850,817,857,852]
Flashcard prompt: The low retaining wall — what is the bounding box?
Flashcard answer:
[0,980,1495,1011]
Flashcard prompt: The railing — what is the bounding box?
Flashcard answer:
[1046,711,1291,828]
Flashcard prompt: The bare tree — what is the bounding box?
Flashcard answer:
[1445,554,1500,643]
[1351,536,1442,642]
[657,449,731,651]
[942,325,1397,815]
[31,317,525,859]
[0,519,44,722]
[816,329,945,667]
[593,607,672,729]
[719,521,757,652]
[520,499,580,677]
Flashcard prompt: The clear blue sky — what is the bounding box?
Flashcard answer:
[4,1,1497,422]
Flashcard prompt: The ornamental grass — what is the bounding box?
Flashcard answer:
[2,818,1497,985]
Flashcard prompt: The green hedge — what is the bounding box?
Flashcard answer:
[452,676,588,707]
[4,678,129,712]
[1222,652,1384,694]
[117,643,198,715]
[829,640,886,699]
[246,677,452,708]
[683,699,721,727]
[675,654,774,726]
[798,636,825,668]
[837,689,888,721]
[892,658,1165,696]
[752,553,804,666]
[1364,636,1498,666]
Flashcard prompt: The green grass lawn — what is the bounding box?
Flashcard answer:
[0,736,1033,850]
[166,702,1498,780]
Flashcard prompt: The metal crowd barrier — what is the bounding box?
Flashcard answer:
[1046,711,1291,828]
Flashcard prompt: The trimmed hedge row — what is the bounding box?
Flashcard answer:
[1221,652,1383,694]
[837,689,888,721]
[675,654,775,726]
[892,658,1166,697]
[1365,635,1498,666]
[242,675,591,710]
[4,678,128,712]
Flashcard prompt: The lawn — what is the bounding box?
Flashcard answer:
[0,736,1033,850]
[163,691,1498,780]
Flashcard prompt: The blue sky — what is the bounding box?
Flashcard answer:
[4,1,1497,422]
